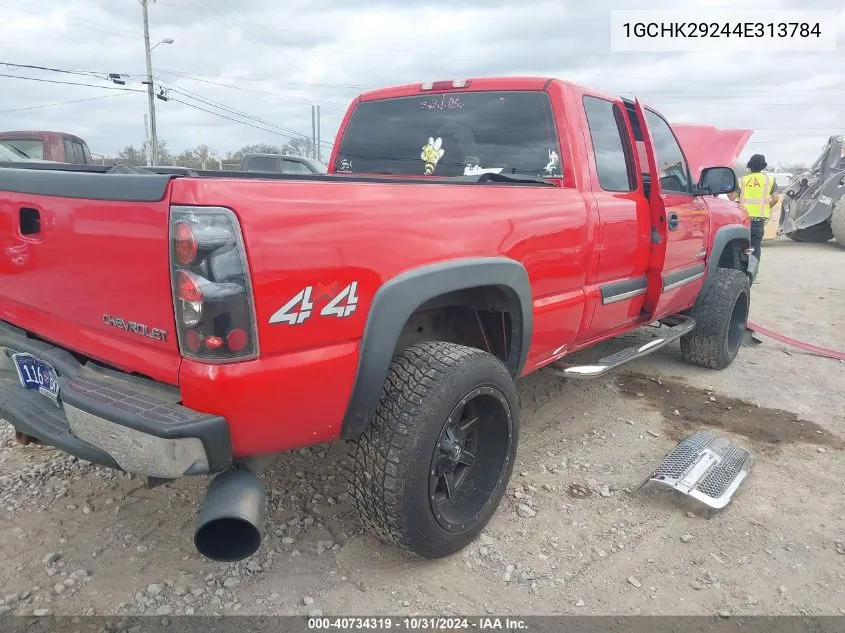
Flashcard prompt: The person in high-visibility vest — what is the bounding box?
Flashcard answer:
[729,154,779,266]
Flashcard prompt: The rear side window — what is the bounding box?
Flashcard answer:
[245,156,280,172]
[334,90,563,178]
[72,141,86,164]
[282,159,314,175]
[583,96,636,192]
[644,109,693,194]
[64,139,75,163]
[3,138,44,159]
[63,139,88,164]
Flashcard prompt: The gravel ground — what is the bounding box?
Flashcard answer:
[1,238,843,618]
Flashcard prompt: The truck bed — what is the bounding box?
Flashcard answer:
[0,163,565,388]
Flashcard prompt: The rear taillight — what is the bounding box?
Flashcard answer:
[174,222,197,265]
[169,206,258,361]
[177,270,204,326]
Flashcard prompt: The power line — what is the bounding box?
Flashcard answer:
[1,61,113,80]
[0,93,131,114]
[169,98,331,148]
[0,60,367,91]
[156,71,350,110]
[0,73,146,92]
[161,82,322,141]
[0,64,339,144]
[153,68,368,90]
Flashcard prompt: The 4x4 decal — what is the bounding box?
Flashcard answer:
[269,282,359,325]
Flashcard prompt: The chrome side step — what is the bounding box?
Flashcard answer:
[552,315,695,379]
[637,430,753,509]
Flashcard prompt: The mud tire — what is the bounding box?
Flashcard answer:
[787,223,833,243]
[831,197,845,249]
[347,342,519,558]
[680,268,751,370]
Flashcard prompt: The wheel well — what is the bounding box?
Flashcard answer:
[717,238,749,271]
[393,286,516,369]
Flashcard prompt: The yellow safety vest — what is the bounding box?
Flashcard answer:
[738,172,775,219]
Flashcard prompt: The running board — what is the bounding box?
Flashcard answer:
[552,315,696,379]
[637,430,753,509]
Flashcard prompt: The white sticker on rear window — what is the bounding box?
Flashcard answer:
[544,149,561,176]
[463,164,504,176]
[420,96,464,111]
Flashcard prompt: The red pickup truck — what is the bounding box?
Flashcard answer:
[0,77,755,564]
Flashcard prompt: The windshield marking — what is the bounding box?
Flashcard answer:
[420,96,464,111]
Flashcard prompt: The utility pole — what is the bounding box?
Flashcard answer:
[310,105,317,159]
[316,105,322,163]
[141,0,158,166]
[144,113,150,164]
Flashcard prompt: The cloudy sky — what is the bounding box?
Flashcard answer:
[2,0,843,166]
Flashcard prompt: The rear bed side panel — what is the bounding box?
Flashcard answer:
[170,175,592,456]
[170,178,590,361]
[178,342,360,458]
[0,173,181,384]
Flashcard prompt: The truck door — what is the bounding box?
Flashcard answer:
[579,95,650,339]
[631,102,710,319]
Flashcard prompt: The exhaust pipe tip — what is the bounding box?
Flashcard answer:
[194,467,266,562]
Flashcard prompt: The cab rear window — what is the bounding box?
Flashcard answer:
[334,91,563,179]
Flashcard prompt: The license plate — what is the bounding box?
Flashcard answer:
[12,352,60,406]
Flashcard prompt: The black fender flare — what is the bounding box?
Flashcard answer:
[706,223,753,286]
[340,257,533,439]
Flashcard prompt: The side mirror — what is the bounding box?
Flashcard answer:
[694,166,737,196]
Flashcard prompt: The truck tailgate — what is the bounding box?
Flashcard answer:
[0,169,180,384]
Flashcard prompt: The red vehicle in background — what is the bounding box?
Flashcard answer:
[0,77,756,565]
[0,131,93,164]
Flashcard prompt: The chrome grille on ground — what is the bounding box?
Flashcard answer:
[642,430,753,510]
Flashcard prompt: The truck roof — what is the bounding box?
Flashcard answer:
[0,130,88,144]
[357,76,609,102]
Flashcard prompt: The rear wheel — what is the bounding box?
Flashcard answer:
[347,342,519,558]
[680,268,750,370]
[787,223,833,243]
[831,198,845,248]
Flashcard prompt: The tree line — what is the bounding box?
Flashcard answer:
[106,137,324,169]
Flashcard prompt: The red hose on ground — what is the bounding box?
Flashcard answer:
[746,321,845,361]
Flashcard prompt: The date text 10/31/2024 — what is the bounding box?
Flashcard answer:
[307,617,529,630]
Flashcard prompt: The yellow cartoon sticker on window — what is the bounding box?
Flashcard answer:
[421,136,445,175]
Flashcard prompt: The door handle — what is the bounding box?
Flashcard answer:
[667,212,679,231]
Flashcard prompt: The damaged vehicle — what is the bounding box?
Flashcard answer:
[778,134,845,247]
[1,77,754,563]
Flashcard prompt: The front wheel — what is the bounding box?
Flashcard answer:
[786,223,833,243]
[347,342,519,558]
[680,267,751,370]
[831,197,845,248]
